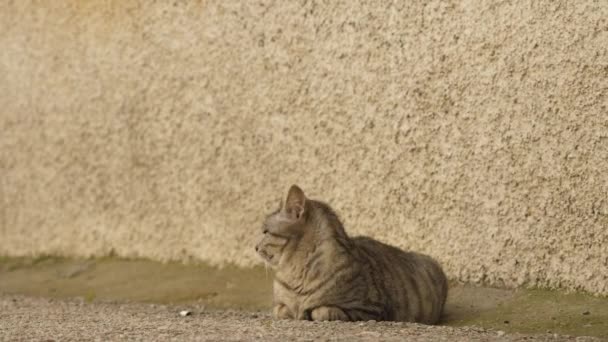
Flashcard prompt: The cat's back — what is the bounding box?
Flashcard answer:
[352,236,448,324]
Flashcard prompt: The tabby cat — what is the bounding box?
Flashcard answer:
[255,185,448,323]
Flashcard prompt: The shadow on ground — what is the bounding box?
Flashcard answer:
[0,257,606,338]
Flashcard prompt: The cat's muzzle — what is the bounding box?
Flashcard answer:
[255,246,275,264]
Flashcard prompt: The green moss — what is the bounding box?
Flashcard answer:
[84,291,97,303]
[447,288,607,337]
[0,256,273,310]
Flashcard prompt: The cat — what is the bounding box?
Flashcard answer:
[255,185,448,323]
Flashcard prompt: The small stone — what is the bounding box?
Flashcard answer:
[503,320,509,324]
[582,310,590,315]
[497,330,506,337]
[179,310,192,317]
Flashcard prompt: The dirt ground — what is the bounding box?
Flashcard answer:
[0,257,606,341]
[0,295,602,342]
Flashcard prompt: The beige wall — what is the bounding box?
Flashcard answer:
[1,1,607,295]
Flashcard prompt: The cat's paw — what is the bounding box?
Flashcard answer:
[310,306,349,321]
[273,303,293,320]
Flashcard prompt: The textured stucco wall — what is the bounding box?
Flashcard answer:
[1,1,607,295]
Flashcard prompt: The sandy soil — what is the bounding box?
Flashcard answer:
[0,295,602,342]
[1,257,606,340]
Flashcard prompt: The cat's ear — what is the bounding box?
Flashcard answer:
[284,184,306,221]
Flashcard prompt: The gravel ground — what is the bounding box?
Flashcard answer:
[1,295,603,342]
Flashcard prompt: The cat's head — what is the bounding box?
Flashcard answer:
[255,185,309,267]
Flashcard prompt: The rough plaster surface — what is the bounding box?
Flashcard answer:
[0,1,607,295]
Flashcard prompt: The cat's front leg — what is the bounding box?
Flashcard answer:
[273,303,293,320]
[310,306,350,321]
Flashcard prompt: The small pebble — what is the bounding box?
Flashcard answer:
[179,310,192,317]
[497,330,505,337]
[582,310,590,315]
[503,320,509,324]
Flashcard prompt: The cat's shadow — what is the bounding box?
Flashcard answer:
[440,284,516,324]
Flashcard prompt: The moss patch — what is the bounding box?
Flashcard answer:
[448,287,608,337]
[0,256,273,310]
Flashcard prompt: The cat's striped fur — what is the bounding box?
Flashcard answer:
[255,185,448,323]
